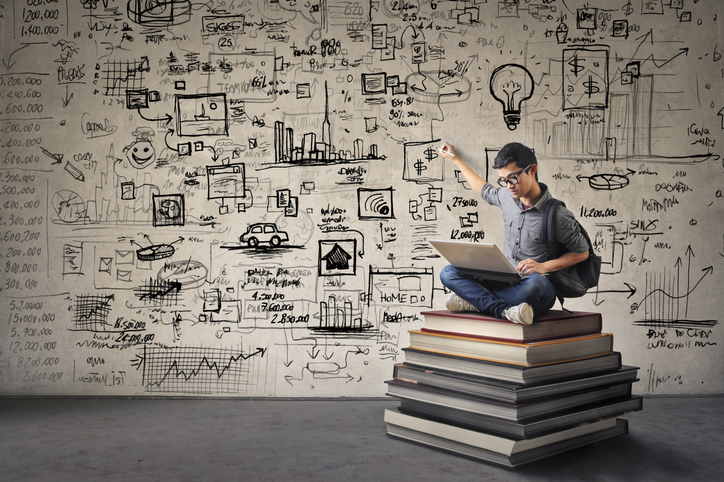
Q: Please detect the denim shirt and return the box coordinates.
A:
[480,182,589,265]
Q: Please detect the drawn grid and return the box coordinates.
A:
[73,294,114,331]
[103,59,148,97]
[142,345,259,394]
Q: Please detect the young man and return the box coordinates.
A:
[437,141,589,324]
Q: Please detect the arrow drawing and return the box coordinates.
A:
[62,85,74,107]
[2,43,46,70]
[137,106,172,125]
[631,245,716,328]
[591,282,637,306]
[40,146,64,164]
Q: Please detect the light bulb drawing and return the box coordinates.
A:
[489,64,535,131]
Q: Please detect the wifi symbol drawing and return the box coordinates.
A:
[366,193,390,215]
[358,188,395,220]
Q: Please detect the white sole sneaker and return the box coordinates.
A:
[445,293,478,312]
[503,302,534,324]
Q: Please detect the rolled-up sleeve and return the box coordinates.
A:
[554,207,590,254]
[481,183,502,207]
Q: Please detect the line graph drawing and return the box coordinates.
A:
[102,57,150,97]
[71,294,115,331]
[134,278,182,306]
[631,246,717,328]
[137,345,267,394]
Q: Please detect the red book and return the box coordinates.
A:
[420,309,602,343]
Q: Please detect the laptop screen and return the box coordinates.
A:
[428,240,520,276]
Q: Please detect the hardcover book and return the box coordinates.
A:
[397,395,643,439]
[386,418,629,469]
[420,309,602,343]
[385,378,634,423]
[392,363,639,404]
[384,408,620,456]
[408,330,613,367]
[401,348,623,385]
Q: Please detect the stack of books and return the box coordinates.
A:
[384,309,641,468]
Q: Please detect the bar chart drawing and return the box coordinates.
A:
[313,295,367,332]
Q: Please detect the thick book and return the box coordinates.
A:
[384,408,620,456]
[408,330,613,367]
[420,309,602,343]
[385,378,634,423]
[402,348,622,385]
[393,363,639,404]
[398,396,643,439]
[386,418,629,469]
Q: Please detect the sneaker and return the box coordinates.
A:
[445,293,478,312]
[503,303,534,325]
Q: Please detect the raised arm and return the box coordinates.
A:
[439,141,487,194]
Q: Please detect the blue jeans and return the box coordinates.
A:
[439,265,556,319]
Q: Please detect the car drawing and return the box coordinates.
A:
[240,223,289,247]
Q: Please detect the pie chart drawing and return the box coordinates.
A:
[405,71,472,104]
[579,173,630,190]
[52,190,87,223]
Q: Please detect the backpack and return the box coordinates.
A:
[542,199,602,306]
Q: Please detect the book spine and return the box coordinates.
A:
[420,327,604,344]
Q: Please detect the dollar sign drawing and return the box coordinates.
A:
[424,146,438,162]
[623,2,634,16]
[583,75,600,98]
[568,53,584,77]
[414,158,428,176]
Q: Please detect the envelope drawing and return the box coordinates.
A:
[136,258,152,270]
[99,257,113,274]
[116,250,134,265]
[116,270,133,282]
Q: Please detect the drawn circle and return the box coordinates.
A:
[587,173,630,190]
[406,71,472,104]
[160,199,181,219]
[52,190,85,223]
[218,36,236,52]
[127,140,156,169]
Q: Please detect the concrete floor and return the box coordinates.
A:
[1,397,722,481]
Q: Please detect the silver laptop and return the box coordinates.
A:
[429,240,524,284]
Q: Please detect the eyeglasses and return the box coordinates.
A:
[497,165,533,188]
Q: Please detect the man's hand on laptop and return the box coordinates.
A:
[517,259,546,275]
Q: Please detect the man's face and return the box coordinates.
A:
[496,162,537,200]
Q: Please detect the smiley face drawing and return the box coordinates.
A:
[123,127,156,169]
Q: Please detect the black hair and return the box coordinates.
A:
[493,142,538,180]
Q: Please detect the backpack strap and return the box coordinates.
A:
[542,198,564,260]
[541,199,567,310]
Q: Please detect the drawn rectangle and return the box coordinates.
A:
[368,267,434,307]
[371,24,387,49]
[207,163,246,200]
[361,73,387,95]
[176,93,228,136]
[153,194,185,227]
[202,15,245,36]
[403,140,444,183]
[358,187,394,220]
[562,47,609,110]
